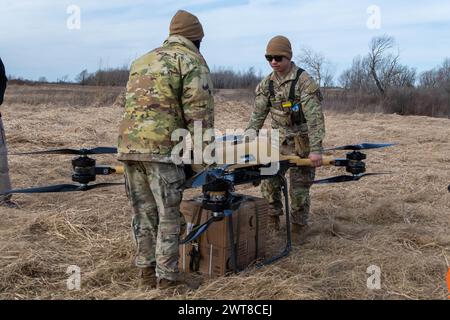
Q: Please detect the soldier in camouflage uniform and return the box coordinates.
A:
[117,10,214,289]
[246,36,325,241]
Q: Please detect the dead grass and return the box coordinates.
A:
[4,84,123,107]
[0,86,449,300]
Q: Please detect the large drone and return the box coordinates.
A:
[1,137,395,272]
[1,140,393,195]
[178,137,395,270]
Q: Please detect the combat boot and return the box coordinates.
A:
[157,277,179,290]
[157,275,202,291]
[291,223,309,244]
[138,267,157,289]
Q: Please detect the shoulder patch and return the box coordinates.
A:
[299,72,320,94]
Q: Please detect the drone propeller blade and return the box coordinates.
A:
[1,184,84,194]
[12,149,82,155]
[180,210,233,244]
[313,172,390,184]
[0,182,124,195]
[184,170,219,189]
[324,143,396,151]
[183,164,231,189]
[11,146,117,156]
[86,147,118,155]
[180,217,216,244]
[83,182,124,190]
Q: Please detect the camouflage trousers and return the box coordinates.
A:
[261,166,315,226]
[0,116,12,202]
[123,161,185,281]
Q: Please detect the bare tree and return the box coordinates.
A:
[437,58,450,118]
[367,35,398,95]
[210,67,261,89]
[57,75,70,83]
[364,35,417,94]
[296,47,334,88]
[339,56,373,91]
[419,69,438,88]
[390,65,416,88]
[322,72,335,88]
[76,69,89,85]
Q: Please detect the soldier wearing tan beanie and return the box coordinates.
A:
[119,9,214,291]
[266,35,293,60]
[169,10,204,42]
[246,35,326,241]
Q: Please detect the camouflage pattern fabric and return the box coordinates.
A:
[261,166,315,226]
[0,116,12,202]
[247,62,325,226]
[117,35,214,162]
[247,62,325,153]
[124,161,185,281]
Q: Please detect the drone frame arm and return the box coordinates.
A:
[95,166,125,175]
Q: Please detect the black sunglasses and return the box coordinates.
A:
[265,55,284,62]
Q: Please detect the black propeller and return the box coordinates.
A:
[180,210,233,244]
[11,147,118,156]
[180,217,217,244]
[183,164,231,189]
[0,182,124,195]
[324,143,396,151]
[312,173,390,184]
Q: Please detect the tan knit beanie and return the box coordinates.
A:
[169,10,204,41]
[266,36,292,60]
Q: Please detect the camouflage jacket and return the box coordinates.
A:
[246,62,325,153]
[117,35,214,162]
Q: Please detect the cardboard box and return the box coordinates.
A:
[179,240,250,277]
[179,195,269,276]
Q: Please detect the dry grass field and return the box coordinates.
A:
[0,85,449,300]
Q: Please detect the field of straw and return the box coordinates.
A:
[0,85,449,300]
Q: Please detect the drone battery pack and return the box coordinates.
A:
[179,195,269,277]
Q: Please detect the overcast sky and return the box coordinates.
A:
[1,0,449,82]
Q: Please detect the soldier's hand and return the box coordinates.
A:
[309,152,323,167]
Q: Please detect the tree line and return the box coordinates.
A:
[8,34,450,118]
[299,35,450,118]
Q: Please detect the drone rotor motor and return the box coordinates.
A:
[346,151,367,175]
[72,156,96,184]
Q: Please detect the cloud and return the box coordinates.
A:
[0,0,449,81]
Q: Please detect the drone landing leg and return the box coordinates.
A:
[256,173,292,268]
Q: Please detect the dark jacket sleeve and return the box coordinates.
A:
[0,58,7,105]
